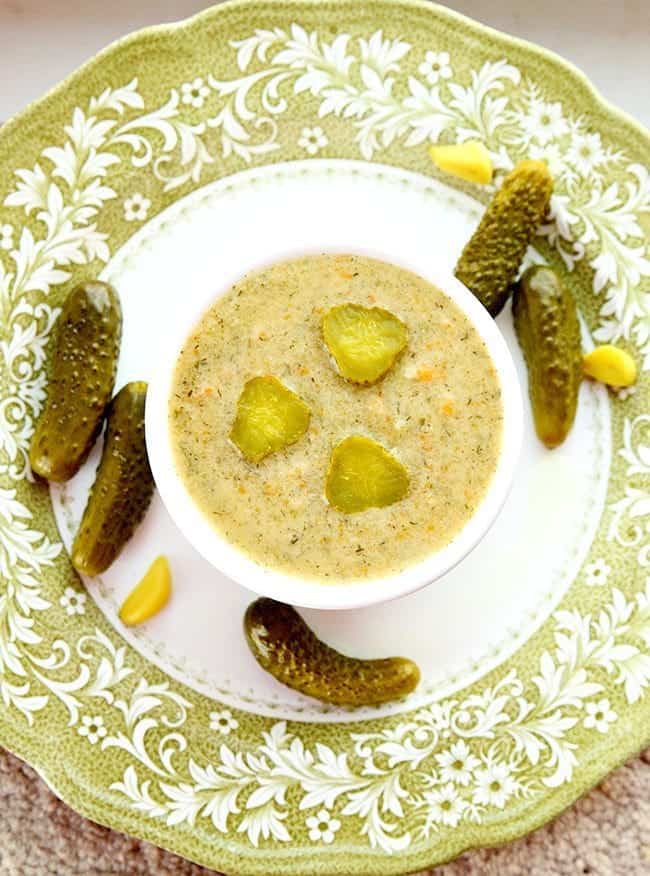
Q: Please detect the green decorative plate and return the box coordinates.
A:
[0,1,648,873]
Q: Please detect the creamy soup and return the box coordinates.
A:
[170,254,503,581]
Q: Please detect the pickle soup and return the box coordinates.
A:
[170,254,503,581]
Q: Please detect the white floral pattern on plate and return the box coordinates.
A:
[78,714,108,745]
[181,77,210,110]
[59,586,87,616]
[209,709,239,735]
[0,13,648,867]
[306,809,341,844]
[583,698,618,733]
[418,50,453,86]
[297,125,327,155]
[124,192,151,222]
[0,224,13,251]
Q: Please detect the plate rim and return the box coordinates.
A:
[0,1,648,874]
[3,0,649,151]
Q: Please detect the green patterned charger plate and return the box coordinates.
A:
[0,1,648,873]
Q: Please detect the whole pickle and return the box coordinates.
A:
[30,281,122,481]
[72,382,154,576]
[245,598,420,706]
[455,160,553,317]
[513,265,582,448]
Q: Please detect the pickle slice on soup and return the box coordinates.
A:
[322,303,407,384]
[326,435,409,513]
[230,376,310,463]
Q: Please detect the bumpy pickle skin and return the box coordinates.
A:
[29,281,122,482]
[326,435,409,513]
[513,266,582,449]
[72,382,154,576]
[322,303,408,384]
[230,376,311,463]
[244,598,421,706]
[455,160,554,317]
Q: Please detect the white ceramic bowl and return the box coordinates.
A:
[146,250,523,610]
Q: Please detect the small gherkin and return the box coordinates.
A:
[30,281,122,481]
[244,598,420,706]
[72,382,154,576]
[455,160,554,317]
[513,265,583,449]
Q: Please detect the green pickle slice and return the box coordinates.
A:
[230,376,310,463]
[322,303,407,384]
[326,435,409,513]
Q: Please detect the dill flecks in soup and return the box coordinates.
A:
[170,254,503,581]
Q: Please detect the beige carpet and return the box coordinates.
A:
[1,747,649,875]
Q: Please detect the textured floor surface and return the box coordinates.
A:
[1,747,649,875]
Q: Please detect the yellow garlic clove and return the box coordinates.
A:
[119,556,171,626]
[429,140,494,185]
[583,344,637,388]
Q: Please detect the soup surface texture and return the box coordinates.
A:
[170,254,503,581]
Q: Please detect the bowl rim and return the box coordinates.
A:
[145,246,524,610]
